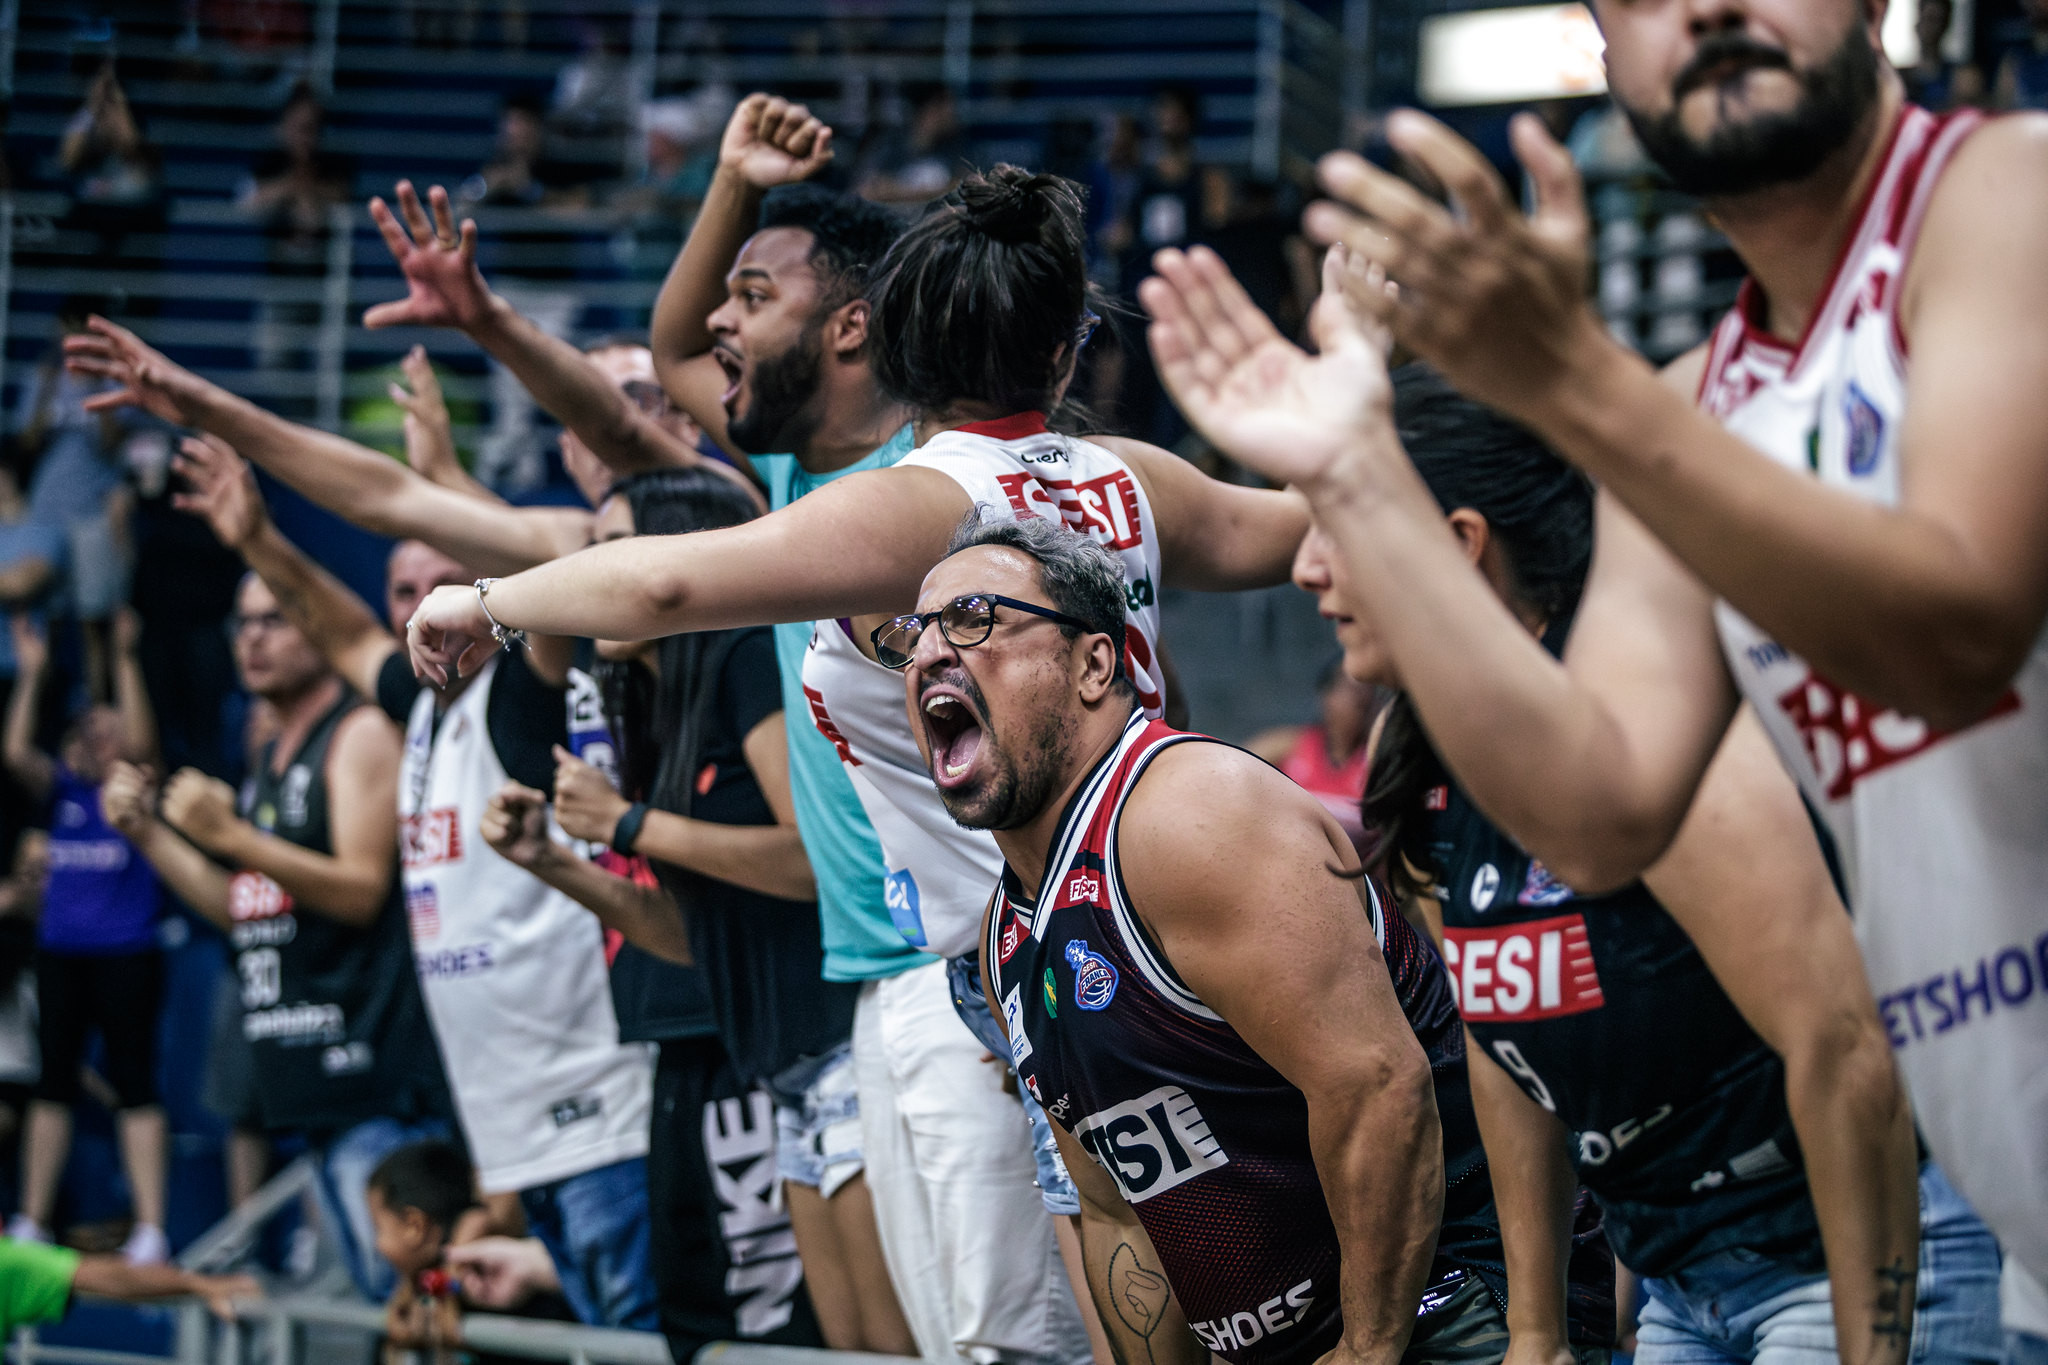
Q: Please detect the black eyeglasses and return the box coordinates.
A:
[871,594,1100,671]
[228,610,290,638]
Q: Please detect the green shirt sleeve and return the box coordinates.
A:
[0,1238,80,1331]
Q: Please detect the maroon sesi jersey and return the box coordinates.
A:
[986,714,1479,1365]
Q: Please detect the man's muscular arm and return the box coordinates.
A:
[1305,110,2048,727]
[1120,744,1443,1365]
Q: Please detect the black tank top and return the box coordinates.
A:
[1424,780,1822,1276]
[988,716,1515,1365]
[234,694,451,1134]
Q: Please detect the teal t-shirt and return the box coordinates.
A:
[0,1238,79,1331]
[754,427,932,982]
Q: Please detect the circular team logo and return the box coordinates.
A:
[1470,863,1501,913]
[1064,940,1120,1011]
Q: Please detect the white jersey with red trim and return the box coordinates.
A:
[1701,106,2048,1302]
[800,414,1166,959]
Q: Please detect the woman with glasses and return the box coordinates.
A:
[397,163,1309,1365]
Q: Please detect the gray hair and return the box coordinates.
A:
[946,510,1132,694]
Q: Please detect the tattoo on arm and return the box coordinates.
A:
[1108,1241,1173,1365]
[1872,1255,1915,1344]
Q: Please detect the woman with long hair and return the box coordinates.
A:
[478,465,911,1359]
[1291,360,1998,1365]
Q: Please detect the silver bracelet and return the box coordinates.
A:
[473,578,528,651]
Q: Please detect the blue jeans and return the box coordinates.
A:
[519,1156,659,1331]
[946,952,1081,1217]
[311,1115,451,1301]
[1636,1163,2002,1365]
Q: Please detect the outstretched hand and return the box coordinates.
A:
[1302,109,1602,420]
[719,93,835,190]
[390,345,462,480]
[1140,243,1399,495]
[363,181,494,332]
[62,317,222,428]
[171,434,268,551]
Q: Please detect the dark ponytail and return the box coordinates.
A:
[1362,366,1595,901]
[865,164,1092,419]
[593,467,762,815]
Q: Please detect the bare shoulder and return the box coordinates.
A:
[330,703,402,767]
[1118,738,1341,895]
[1909,112,2048,283]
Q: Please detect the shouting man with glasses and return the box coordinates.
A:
[907,515,1614,1365]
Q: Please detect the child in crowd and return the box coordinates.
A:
[369,1140,474,1364]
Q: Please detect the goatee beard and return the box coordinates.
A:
[1623,23,1881,199]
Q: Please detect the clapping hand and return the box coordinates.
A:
[1302,109,1602,422]
[1141,242,1401,497]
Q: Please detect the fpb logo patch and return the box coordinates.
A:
[1065,940,1119,1010]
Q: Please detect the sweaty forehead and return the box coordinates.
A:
[918,545,1045,610]
[731,227,822,292]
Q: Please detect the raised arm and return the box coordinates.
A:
[650,94,835,449]
[364,181,704,483]
[1642,708,1920,1365]
[1304,110,2048,728]
[171,434,397,701]
[108,607,158,767]
[64,319,587,576]
[389,345,499,502]
[157,710,402,928]
[1123,745,1442,1365]
[479,780,694,964]
[4,616,55,800]
[1145,244,1736,891]
[405,462,971,684]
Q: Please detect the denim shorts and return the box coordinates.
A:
[1636,1161,2001,1365]
[946,952,1082,1218]
[768,1042,863,1199]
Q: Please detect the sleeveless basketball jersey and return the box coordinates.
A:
[1699,106,2048,1298]
[233,694,448,1133]
[1426,781,1819,1278]
[400,657,653,1193]
[800,413,1166,959]
[986,714,1498,1365]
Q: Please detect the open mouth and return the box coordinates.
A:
[919,682,987,791]
[712,345,745,407]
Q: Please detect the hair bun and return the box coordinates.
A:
[957,165,1075,244]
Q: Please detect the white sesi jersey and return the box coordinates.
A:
[401,661,653,1194]
[1702,106,2048,1318]
[800,414,1167,959]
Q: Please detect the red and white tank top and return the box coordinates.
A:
[800,414,1166,960]
[1700,106,2048,1307]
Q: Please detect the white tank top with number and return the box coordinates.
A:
[1701,107,2048,1316]
[800,414,1166,959]
[401,660,653,1193]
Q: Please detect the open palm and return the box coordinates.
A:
[170,434,266,551]
[1141,245,1394,492]
[363,180,492,331]
[62,317,218,429]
